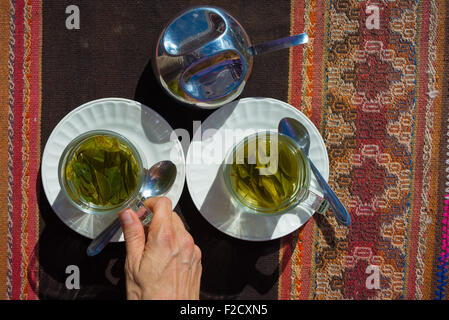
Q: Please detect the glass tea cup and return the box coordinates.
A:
[223,131,328,216]
[58,130,148,216]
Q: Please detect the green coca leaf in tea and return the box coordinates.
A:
[230,134,305,212]
[65,135,139,207]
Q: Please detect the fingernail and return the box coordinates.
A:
[120,210,134,225]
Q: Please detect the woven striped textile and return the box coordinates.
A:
[0,0,448,300]
[0,0,41,300]
[279,0,449,300]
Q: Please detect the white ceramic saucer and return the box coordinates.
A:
[186,97,329,241]
[41,98,185,241]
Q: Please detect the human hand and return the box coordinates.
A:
[119,196,202,300]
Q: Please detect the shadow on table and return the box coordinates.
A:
[313,211,337,248]
[196,169,293,299]
[135,59,291,299]
[134,58,214,141]
[29,58,295,300]
[30,167,127,300]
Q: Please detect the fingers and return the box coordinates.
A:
[140,196,202,299]
[144,197,177,252]
[119,208,145,271]
[144,197,173,230]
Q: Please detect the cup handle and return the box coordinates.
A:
[298,189,329,215]
[130,198,154,226]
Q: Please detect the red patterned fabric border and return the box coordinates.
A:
[0,0,447,300]
[281,0,448,300]
[3,0,41,300]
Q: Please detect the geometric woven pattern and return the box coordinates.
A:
[279,0,449,300]
[1,0,448,300]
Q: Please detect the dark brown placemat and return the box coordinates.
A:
[38,0,291,299]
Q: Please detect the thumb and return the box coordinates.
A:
[119,209,145,268]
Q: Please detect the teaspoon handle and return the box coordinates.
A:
[308,159,351,226]
[248,33,309,56]
[86,218,122,256]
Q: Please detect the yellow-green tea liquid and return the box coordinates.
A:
[230,134,308,213]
